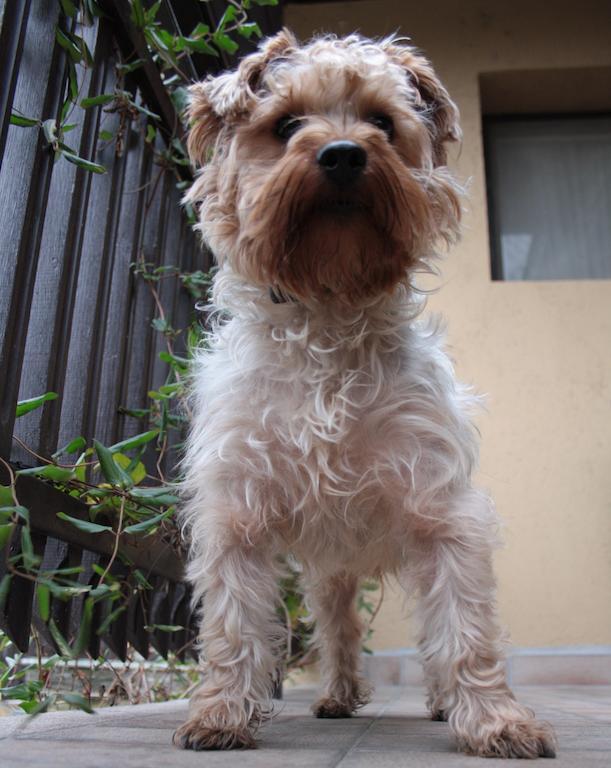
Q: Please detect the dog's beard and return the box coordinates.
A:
[233,139,458,305]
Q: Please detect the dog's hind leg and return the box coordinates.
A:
[307,572,372,718]
[173,538,282,750]
[410,488,556,758]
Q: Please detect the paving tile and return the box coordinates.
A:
[1,685,610,767]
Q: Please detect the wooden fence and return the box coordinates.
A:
[0,0,283,661]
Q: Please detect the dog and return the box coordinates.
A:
[173,30,556,758]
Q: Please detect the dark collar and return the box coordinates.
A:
[269,286,293,304]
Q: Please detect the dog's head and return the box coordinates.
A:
[186,30,462,306]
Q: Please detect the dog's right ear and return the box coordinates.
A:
[187,29,298,166]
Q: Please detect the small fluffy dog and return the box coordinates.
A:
[173,30,556,758]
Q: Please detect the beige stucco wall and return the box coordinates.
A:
[285,0,611,649]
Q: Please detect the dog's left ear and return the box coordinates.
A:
[187,28,298,166]
[383,41,461,166]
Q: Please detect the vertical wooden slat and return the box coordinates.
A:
[121,137,166,444]
[149,577,172,658]
[94,119,148,446]
[102,560,129,661]
[56,45,128,448]
[0,0,32,172]
[0,526,46,652]
[13,19,102,461]
[0,0,65,458]
[127,582,151,659]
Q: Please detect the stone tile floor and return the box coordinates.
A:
[0,685,609,767]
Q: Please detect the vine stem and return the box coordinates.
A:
[97,497,125,586]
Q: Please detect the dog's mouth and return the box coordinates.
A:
[312,197,368,217]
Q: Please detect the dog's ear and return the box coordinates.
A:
[187,28,298,166]
[383,41,461,166]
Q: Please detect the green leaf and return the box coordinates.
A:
[128,486,179,506]
[60,0,78,17]
[145,624,183,633]
[52,436,86,459]
[20,526,41,570]
[73,597,93,655]
[130,0,146,27]
[151,317,170,333]
[0,505,28,523]
[158,383,180,397]
[0,680,43,700]
[177,36,218,57]
[48,618,72,657]
[113,453,146,484]
[16,391,58,417]
[145,124,156,143]
[17,465,76,482]
[123,508,173,534]
[97,604,126,635]
[61,149,106,174]
[37,577,88,601]
[56,512,113,534]
[55,28,82,62]
[129,101,160,121]
[10,113,39,127]
[88,582,115,599]
[145,0,162,24]
[118,407,150,419]
[0,486,14,506]
[171,86,191,114]
[109,429,159,453]
[60,692,94,713]
[212,32,239,55]
[159,350,189,370]
[67,59,78,102]
[80,93,115,108]
[37,584,50,622]
[116,57,145,75]
[0,524,13,550]
[0,575,11,616]
[252,0,279,5]
[217,5,237,30]
[78,35,94,67]
[237,23,262,40]
[21,695,54,715]
[99,129,114,141]
[132,568,152,589]
[93,440,133,488]
[191,22,210,37]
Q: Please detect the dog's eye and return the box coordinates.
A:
[368,114,394,140]
[275,116,304,141]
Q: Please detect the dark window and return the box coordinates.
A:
[484,114,611,281]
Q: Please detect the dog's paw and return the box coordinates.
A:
[173,719,256,751]
[312,696,355,718]
[460,718,556,759]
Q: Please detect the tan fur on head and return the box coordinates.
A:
[186,32,462,306]
[186,29,298,165]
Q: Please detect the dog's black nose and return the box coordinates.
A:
[317,141,367,185]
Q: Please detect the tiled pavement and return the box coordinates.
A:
[0,686,609,767]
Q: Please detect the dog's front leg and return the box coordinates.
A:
[307,572,371,718]
[173,538,281,750]
[412,489,556,758]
